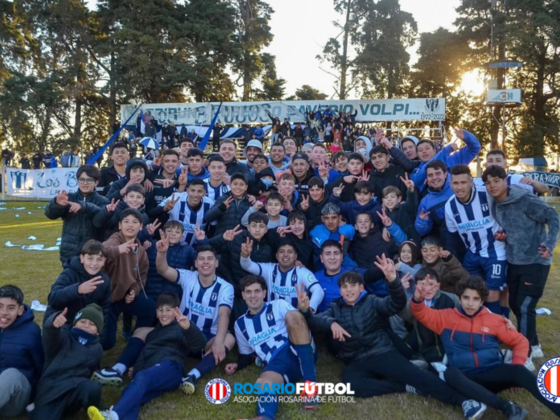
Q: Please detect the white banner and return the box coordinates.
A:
[6,167,78,198]
[121,98,446,126]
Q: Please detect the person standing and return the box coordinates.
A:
[20,153,30,169]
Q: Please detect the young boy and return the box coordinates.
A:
[185,148,210,180]
[421,237,469,295]
[93,184,150,240]
[45,240,111,343]
[412,276,560,418]
[157,179,215,246]
[298,176,328,230]
[276,173,300,214]
[87,293,207,420]
[106,158,151,202]
[32,304,104,420]
[399,268,459,364]
[382,178,421,245]
[241,192,287,228]
[45,164,109,265]
[330,180,382,226]
[302,262,486,419]
[225,275,318,419]
[0,285,43,417]
[204,155,231,201]
[325,153,366,202]
[144,221,196,302]
[332,151,349,175]
[98,142,129,196]
[102,209,156,350]
[205,173,252,236]
[368,145,408,198]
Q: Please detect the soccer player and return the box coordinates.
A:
[445,165,507,316]
[225,275,318,420]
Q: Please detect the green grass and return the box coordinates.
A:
[1,201,559,420]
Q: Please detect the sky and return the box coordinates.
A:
[266,0,462,98]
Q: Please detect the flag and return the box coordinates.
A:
[140,111,146,135]
[198,102,222,151]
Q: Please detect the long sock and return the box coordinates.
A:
[189,347,229,379]
[115,337,145,370]
[501,307,511,319]
[293,343,317,383]
[257,393,278,419]
[485,300,501,315]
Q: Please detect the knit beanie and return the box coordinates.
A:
[74,303,104,333]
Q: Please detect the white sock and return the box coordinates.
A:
[112,363,126,375]
[188,368,201,380]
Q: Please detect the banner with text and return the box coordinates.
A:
[121,98,446,126]
[521,172,560,188]
[6,167,78,198]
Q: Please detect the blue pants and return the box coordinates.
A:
[104,293,156,350]
[114,361,182,420]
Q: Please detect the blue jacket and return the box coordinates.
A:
[0,305,44,388]
[187,166,211,181]
[145,241,196,300]
[254,128,264,140]
[314,266,365,313]
[310,224,356,269]
[329,196,382,226]
[415,175,454,238]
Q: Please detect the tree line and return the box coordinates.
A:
[1,0,559,161]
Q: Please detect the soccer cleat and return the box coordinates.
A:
[524,358,535,372]
[87,406,113,420]
[507,402,528,420]
[531,344,544,359]
[92,368,123,386]
[462,400,487,419]
[301,380,319,410]
[181,374,197,395]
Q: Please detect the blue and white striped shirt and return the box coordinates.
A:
[160,192,214,245]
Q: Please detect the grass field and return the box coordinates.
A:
[1,200,559,420]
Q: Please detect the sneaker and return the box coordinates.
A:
[301,380,319,410]
[87,406,114,420]
[524,358,535,372]
[507,402,528,420]
[410,357,429,371]
[462,400,487,419]
[92,368,123,386]
[531,344,544,359]
[181,374,197,395]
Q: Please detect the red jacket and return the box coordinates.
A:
[410,299,528,374]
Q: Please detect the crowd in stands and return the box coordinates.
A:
[2,115,560,420]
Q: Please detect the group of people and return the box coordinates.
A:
[1,126,559,420]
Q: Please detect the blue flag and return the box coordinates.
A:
[198,102,223,151]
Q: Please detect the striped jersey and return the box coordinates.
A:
[234,300,293,363]
[240,258,324,311]
[176,269,234,335]
[203,179,231,202]
[474,174,534,192]
[445,187,506,260]
[160,192,214,245]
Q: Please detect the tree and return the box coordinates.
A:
[289,85,328,101]
[231,0,274,100]
[254,53,286,100]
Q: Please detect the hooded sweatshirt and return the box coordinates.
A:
[491,186,560,265]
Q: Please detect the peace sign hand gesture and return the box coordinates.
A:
[146,218,161,236]
[163,194,180,212]
[300,195,310,211]
[173,307,191,330]
[295,283,310,313]
[106,198,120,212]
[241,237,253,258]
[376,207,392,227]
[400,173,415,192]
[333,184,345,198]
[194,225,206,241]
[223,224,243,242]
[223,196,234,210]
[156,229,170,253]
[358,170,370,182]
[418,208,430,220]
[374,253,397,282]
[56,190,69,207]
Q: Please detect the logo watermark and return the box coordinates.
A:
[537,357,560,404]
[205,378,232,405]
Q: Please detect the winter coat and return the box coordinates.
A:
[305,280,407,363]
[98,165,125,196]
[45,190,109,264]
[226,158,253,182]
[410,300,528,374]
[369,164,408,199]
[299,194,329,230]
[145,241,196,300]
[103,232,149,302]
[93,200,150,240]
[0,305,43,388]
[349,230,399,271]
[325,175,358,202]
[45,256,111,342]
[386,188,421,245]
[329,196,382,226]
[414,175,454,238]
[491,186,560,265]
[204,193,253,237]
[34,312,103,405]
[134,321,206,376]
[423,255,469,295]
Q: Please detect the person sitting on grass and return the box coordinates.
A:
[225,275,318,420]
[0,285,43,418]
[31,304,104,420]
[102,209,155,350]
[87,293,207,420]
[45,164,109,265]
[45,240,111,343]
[411,276,560,418]
[240,238,325,313]
[301,260,487,420]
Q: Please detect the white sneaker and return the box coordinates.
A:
[531,344,544,359]
[524,358,535,372]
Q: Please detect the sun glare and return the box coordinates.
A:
[460,70,486,96]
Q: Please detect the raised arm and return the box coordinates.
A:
[155,230,179,282]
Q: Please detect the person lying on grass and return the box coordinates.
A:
[87,292,207,420]
[411,275,560,418]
